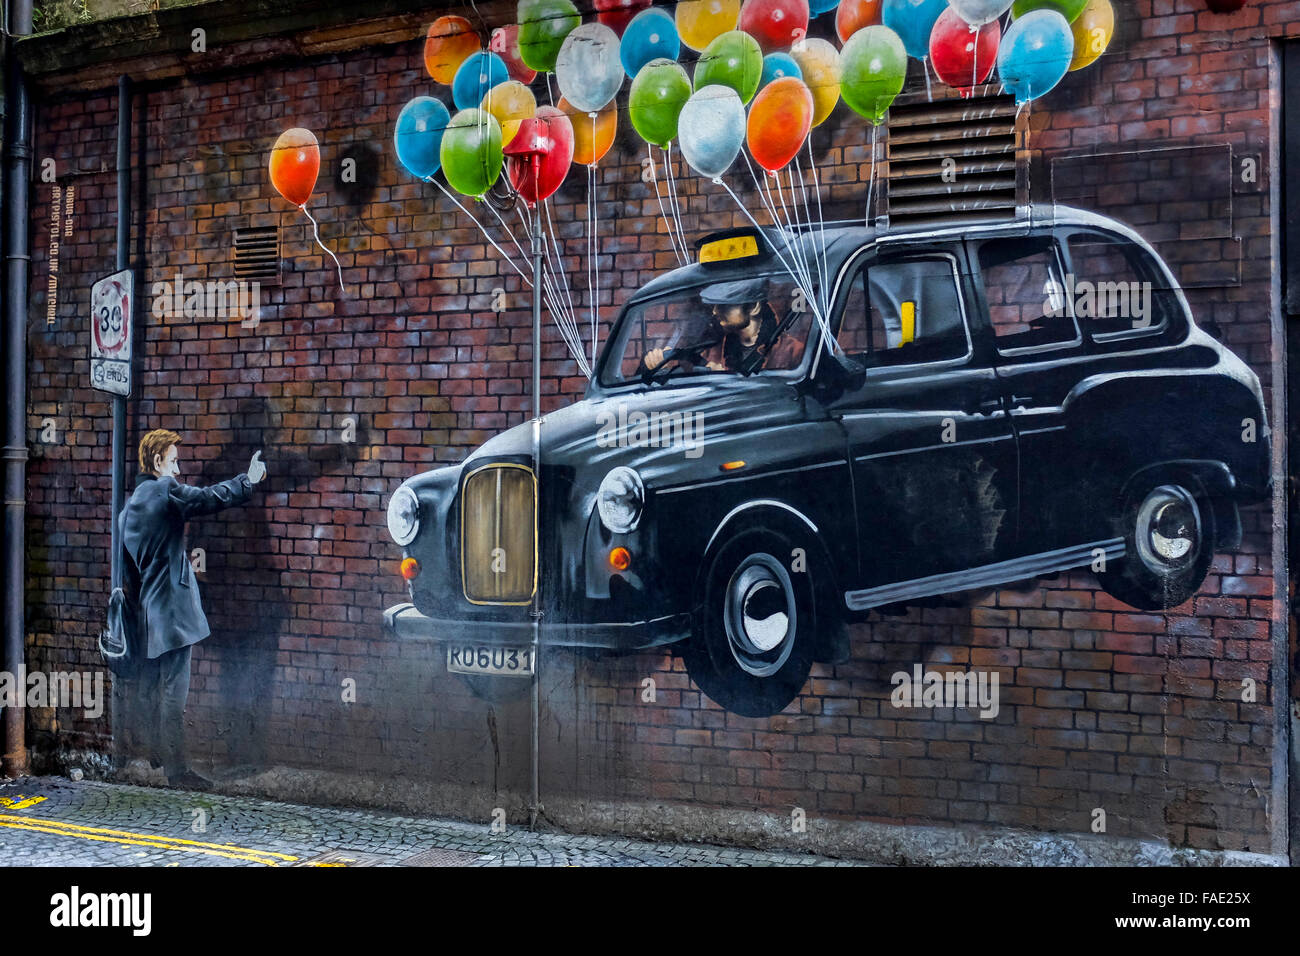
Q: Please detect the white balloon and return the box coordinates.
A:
[556,23,624,114]
[678,85,746,180]
[949,0,1014,27]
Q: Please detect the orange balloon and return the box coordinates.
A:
[269,128,319,207]
[558,96,618,167]
[424,16,481,85]
[746,77,813,173]
[836,0,883,43]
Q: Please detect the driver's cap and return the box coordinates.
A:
[700,277,769,305]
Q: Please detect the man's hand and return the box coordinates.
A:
[705,360,726,371]
[247,450,266,485]
[644,347,665,371]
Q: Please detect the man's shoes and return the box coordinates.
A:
[165,769,213,791]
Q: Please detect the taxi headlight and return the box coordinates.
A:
[597,467,644,534]
[386,486,420,546]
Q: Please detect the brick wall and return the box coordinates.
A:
[21,0,1291,851]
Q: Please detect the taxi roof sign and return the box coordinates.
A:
[696,228,764,265]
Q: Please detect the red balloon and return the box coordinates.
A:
[489,24,537,84]
[738,0,811,53]
[506,106,575,204]
[269,128,320,207]
[929,7,999,95]
[595,0,652,36]
[836,0,882,43]
[747,77,814,172]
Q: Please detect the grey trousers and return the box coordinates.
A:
[111,644,193,778]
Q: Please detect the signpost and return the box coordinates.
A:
[90,269,132,397]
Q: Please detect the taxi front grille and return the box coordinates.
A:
[460,463,537,605]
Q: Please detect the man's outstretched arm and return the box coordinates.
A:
[165,451,265,519]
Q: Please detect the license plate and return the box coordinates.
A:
[447,644,535,677]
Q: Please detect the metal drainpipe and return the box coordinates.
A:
[528,164,542,831]
[2,0,34,779]
[111,75,131,592]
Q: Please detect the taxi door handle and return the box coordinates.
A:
[968,397,1003,415]
[1010,394,1034,408]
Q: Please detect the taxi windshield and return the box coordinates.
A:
[599,275,815,387]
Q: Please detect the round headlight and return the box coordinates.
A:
[386,486,420,546]
[597,467,644,534]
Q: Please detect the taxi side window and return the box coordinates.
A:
[978,236,1080,353]
[1064,231,1176,339]
[836,257,969,368]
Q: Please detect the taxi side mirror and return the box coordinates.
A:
[808,348,865,403]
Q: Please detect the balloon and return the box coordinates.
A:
[269,128,319,206]
[506,105,575,204]
[746,76,814,172]
[998,8,1073,103]
[694,30,764,104]
[394,97,452,180]
[480,80,536,148]
[739,0,811,53]
[949,0,1013,27]
[440,108,504,197]
[629,58,692,147]
[452,51,509,111]
[425,17,480,86]
[791,38,840,126]
[810,0,841,13]
[929,7,999,93]
[679,85,747,179]
[518,0,581,73]
[559,96,619,165]
[677,0,741,52]
[556,22,624,113]
[836,0,882,41]
[882,0,947,59]
[839,25,906,123]
[761,52,803,87]
[596,0,652,35]
[1010,0,1088,22]
[1068,0,1113,71]
[489,25,537,83]
[621,8,680,78]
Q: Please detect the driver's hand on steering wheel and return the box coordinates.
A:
[705,360,726,371]
[644,347,666,371]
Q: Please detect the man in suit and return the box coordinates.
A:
[114,428,265,790]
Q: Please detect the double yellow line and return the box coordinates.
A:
[0,812,299,866]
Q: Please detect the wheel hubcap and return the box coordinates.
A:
[723,554,797,677]
[1134,485,1200,576]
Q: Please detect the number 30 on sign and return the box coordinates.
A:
[90,269,132,396]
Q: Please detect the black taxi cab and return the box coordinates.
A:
[384,206,1271,717]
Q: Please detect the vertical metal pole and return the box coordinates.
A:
[111,76,131,591]
[2,0,34,778]
[528,184,542,830]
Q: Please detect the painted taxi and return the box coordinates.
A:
[384,206,1271,717]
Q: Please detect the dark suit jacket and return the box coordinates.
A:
[119,471,253,659]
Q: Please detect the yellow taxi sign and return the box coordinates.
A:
[699,234,760,265]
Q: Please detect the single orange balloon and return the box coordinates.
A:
[424,16,481,85]
[836,0,883,43]
[747,77,813,173]
[269,127,320,207]
[558,96,618,167]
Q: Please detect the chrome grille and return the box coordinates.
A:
[460,464,537,605]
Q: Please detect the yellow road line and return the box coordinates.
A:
[0,813,298,865]
[0,795,46,810]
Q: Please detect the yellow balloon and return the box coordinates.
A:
[1069,0,1113,72]
[480,80,536,147]
[676,0,741,53]
[791,38,841,127]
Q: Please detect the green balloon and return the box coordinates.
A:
[440,109,504,198]
[518,0,581,73]
[694,30,764,105]
[630,59,692,148]
[1010,0,1088,22]
[839,26,906,126]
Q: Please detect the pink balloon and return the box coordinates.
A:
[489,24,537,84]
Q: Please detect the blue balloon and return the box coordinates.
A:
[882,0,948,60]
[452,51,509,111]
[394,96,451,180]
[621,8,680,79]
[809,0,841,14]
[997,9,1073,104]
[760,52,803,88]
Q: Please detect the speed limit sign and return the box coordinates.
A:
[90,269,132,396]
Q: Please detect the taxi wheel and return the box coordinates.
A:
[1099,480,1215,611]
[682,529,815,718]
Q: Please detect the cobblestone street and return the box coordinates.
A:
[0,777,864,867]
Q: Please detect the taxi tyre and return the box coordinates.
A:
[682,527,816,718]
[1100,475,1215,611]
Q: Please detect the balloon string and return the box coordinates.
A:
[923,55,933,103]
[804,140,831,318]
[429,177,532,285]
[299,203,347,297]
[794,152,829,318]
[544,197,582,349]
[774,169,822,327]
[516,203,584,376]
[649,142,687,266]
[588,155,601,371]
[865,123,878,228]
[664,143,689,259]
[542,199,591,377]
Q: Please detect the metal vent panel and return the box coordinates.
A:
[461,463,537,605]
[233,226,279,281]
